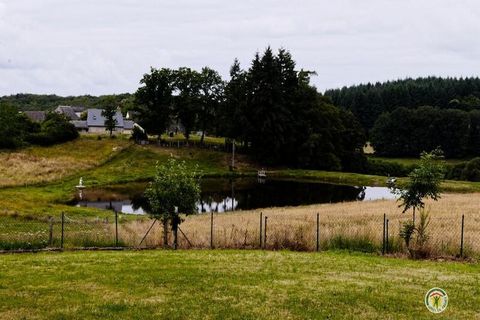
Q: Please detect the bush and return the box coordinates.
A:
[461,158,480,181]
[365,158,415,177]
[27,113,78,146]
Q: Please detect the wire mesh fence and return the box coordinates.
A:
[0,210,477,259]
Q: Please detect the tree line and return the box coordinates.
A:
[0,93,134,112]
[370,106,480,158]
[325,77,480,132]
[134,47,366,171]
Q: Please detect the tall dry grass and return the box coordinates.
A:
[117,193,480,257]
[0,139,129,187]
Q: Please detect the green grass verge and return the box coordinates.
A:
[0,250,478,319]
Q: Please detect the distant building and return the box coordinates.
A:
[23,111,46,123]
[55,106,83,120]
[71,108,136,134]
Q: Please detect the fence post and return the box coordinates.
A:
[61,212,65,249]
[382,214,386,255]
[210,211,214,249]
[264,216,268,249]
[316,213,320,252]
[460,214,465,257]
[386,218,390,253]
[259,212,263,249]
[48,216,54,246]
[115,210,118,247]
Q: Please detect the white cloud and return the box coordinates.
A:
[0,0,479,95]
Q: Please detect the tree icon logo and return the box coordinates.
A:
[425,288,448,313]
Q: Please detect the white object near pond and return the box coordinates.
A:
[257,169,267,178]
[76,177,86,200]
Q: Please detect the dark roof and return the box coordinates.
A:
[24,111,46,123]
[87,108,124,127]
[55,106,79,120]
[71,120,87,129]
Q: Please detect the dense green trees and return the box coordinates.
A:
[134,68,175,139]
[325,77,480,132]
[370,107,474,158]
[219,48,366,170]
[0,104,78,149]
[0,93,134,112]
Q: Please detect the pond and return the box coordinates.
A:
[70,178,396,214]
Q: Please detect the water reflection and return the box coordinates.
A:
[71,178,396,215]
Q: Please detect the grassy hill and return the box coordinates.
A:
[0,250,478,319]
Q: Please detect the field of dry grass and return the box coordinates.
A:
[0,138,131,187]
[114,193,480,257]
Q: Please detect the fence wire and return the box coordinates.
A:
[0,211,477,259]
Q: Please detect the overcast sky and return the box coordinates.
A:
[0,0,479,96]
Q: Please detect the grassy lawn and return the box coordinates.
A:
[0,250,478,319]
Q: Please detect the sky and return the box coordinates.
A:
[0,0,479,96]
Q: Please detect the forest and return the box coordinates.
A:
[325,77,480,132]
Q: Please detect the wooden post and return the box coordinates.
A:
[460,214,465,257]
[264,216,268,249]
[115,210,118,247]
[259,212,263,249]
[210,211,214,249]
[382,213,386,255]
[61,212,65,249]
[316,213,320,252]
[386,218,390,253]
[48,216,53,246]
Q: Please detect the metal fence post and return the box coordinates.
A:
[115,210,118,247]
[210,211,214,249]
[316,213,320,252]
[460,214,465,257]
[264,216,268,249]
[386,218,390,253]
[259,212,263,249]
[61,212,65,249]
[382,213,386,255]
[48,216,53,246]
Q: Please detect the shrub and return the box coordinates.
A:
[461,158,480,181]
[365,158,414,177]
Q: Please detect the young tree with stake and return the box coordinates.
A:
[144,158,201,249]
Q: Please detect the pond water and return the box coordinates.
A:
[70,178,396,214]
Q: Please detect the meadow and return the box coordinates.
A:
[0,250,478,319]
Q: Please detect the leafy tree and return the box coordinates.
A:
[144,158,201,249]
[173,68,201,141]
[135,68,175,139]
[101,98,118,137]
[0,103,32,148]
[29,113,79,146]
[198,67,224,143]
[390,149,446,215]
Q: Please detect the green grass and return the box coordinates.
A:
[368,155,467,166]
[0,250,478,319]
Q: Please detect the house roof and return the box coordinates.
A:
[55,106,79,120]
[24,111,46,123]
[71,120,88,129]
[87,109,124,127]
